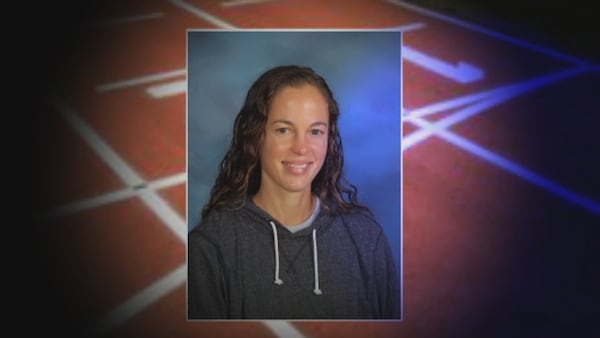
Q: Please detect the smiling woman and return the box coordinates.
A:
[255,84,330,225]
[186,30,402,320]
[187,65,400,320]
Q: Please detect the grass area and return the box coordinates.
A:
[405,0,600,63]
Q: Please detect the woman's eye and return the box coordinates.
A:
[311,129,324,135]
[275,128,289,134]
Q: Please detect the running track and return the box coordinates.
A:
[32,1,600,338]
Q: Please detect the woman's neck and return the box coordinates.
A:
[253,189,315,226]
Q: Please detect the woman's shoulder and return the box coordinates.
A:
[343,206,380,225]
[189,205,244,240]
[328,205,383,236]
[326,206,386,252]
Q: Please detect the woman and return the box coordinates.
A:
[188,65,400,319]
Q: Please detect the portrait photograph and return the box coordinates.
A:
[187,29,402,320]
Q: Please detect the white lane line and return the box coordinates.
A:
[386,0,590,66]
[402,67,589,151]
[403,45,484,83]
[146,80,187,98]
[147,172,187,190]
[403,89,493,118]
[52,98,187,242]
[43,187,136,218]
[91,12,165,27]
[410,116,600,215]
[88,265,186,337]
[263,321,307,338]
[221,0,272,7]
[138,189,187,241]
[406,66,589,120]
[54,99,146,187]
[404,94,524,151]
[42,172,187,219]
[168,0,237,29]
[96,69,186,92]
[385,22,426,32]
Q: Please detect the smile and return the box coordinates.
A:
[286,163,308,169]
[282,161,312,170]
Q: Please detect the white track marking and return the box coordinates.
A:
[168,0,237,29]
[404,94,514,151]
[221,0,272,7]
[43,187,136,218]
[404,90,494,118]
[42,172,186,219]
[402,64,600,215]
[91,12,165,27]
[54,99,189,336]
[402,67,589,151]
[137,189,187,241]
[384,22,426,32]
[52,98,187,242]
[96,69,186,92]
[146,80,187,98]
[403,93,517,151]
[55,99,146,186]
[406,67,590,120]
[88,265,186,337]
[147,172,187,190]
[403,45,484,83]
[263,321,307,338]
[386,0,590,66]
[409,116,600,215]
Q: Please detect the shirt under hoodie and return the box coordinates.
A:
[187,197,401,319]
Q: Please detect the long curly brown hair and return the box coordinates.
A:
[201,65,366,219]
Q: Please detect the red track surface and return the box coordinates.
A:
[33,1,600,338]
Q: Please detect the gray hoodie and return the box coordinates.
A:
[187,197,400,319]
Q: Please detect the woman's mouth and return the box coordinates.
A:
[282,161,311,174]
[286,163,308,169]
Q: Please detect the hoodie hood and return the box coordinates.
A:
[240,196,335,236]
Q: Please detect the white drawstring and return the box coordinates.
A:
[312,228,322,295]
[269,221,284,285]
[269,221,322,295]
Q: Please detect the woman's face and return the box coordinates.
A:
[258,84,329,196]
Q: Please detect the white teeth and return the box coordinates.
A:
[286,163,307,169]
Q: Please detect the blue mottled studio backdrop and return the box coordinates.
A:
[187,30,402,283]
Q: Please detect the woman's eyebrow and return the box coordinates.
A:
[310,121,328,128]
[271,120,294,126]
[270,120,328,127]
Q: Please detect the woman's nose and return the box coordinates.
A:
[292,134,307,154]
